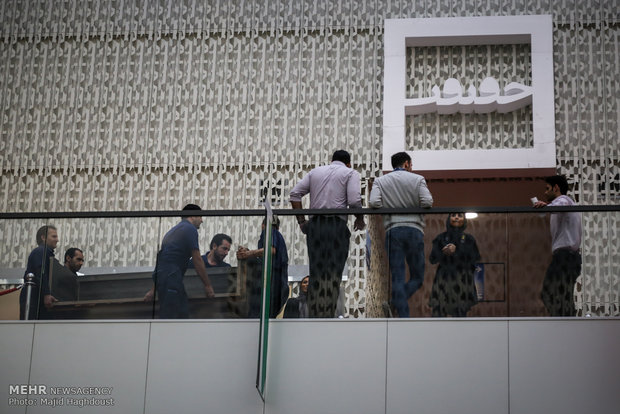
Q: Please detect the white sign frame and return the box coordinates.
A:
[383,15,556,176]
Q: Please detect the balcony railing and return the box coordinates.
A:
[0,205,617,320]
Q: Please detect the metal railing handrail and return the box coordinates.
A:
[0,204,618,220]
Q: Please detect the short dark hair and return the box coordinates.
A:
[35,225,57,246]
[210,233,232,250]
[65,247,83,263]
[391,152,411,169]
[183,204,201,211]
[332,150,351,165]
[545,175,569,195]
[182,204,202,220]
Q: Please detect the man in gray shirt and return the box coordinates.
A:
[290,150,365,318]
[533,175,582,316]
[369,152,433,317]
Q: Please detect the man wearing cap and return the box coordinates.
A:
[147,204,215,318]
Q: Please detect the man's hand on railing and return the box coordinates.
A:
[44,294,58,308]
[143,288,154,302]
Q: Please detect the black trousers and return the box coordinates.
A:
[306,216,350,318]
[19,284,53,320]
[541,249,582,316]
[155,268,189,319]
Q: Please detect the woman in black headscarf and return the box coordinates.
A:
[283,275,309,318]
[429,213,481,317]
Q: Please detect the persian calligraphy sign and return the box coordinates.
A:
[407,77,533,115]
[383,15,555,176]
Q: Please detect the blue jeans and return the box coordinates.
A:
[385,227,425,317]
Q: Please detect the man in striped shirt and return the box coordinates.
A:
[290,150,365,318]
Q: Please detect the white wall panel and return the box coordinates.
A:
[0,323,34,414]
[509,319,620,414]
[145,320,263,414]
[266,320,388,414]
[386,319,509,414]
[1,320,619,413]
[27,322,150,414]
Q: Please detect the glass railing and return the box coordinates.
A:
[0,206,617,320]
[365,206,619,318]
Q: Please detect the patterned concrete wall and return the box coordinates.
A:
[0,0,617,316]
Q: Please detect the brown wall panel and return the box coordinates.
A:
[369,177,557,317]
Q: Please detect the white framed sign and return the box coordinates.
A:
[383,15,556,176]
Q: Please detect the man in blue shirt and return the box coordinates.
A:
[150,204,215,318]
[20,225,60,319]
[190,233,233,269]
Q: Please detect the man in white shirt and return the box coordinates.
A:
[290,150,365,318]
[369,152,433,317]
[534,175,582,316]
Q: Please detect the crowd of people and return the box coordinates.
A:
[18,150,582,320]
